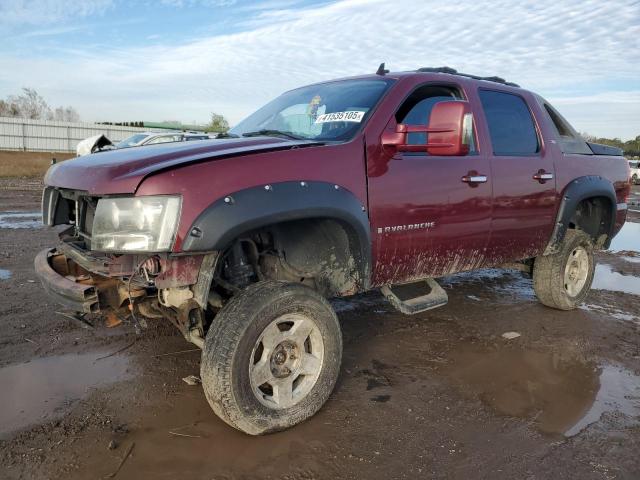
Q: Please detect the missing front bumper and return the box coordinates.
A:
[34,248,100,313]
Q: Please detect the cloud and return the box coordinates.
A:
[549,92,640,106]
[238,0,306,11]
[158,0,236,6]
[0,0,638,138]
[0,0,113,27]
[548,92,640,138]
[18,24,87,38]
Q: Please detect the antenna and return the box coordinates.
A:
[376,63,389,76]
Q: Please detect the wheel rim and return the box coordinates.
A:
[563,246,590,297]
[249,313,324,409]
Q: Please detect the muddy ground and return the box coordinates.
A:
[0,177,639,480]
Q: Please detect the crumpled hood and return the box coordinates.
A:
[45,137,321,195]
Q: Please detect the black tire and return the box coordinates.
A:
[200,280,342,435]
[533,230,595,310]
[633,174,639,185]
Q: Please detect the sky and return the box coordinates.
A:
[0,0,638,139]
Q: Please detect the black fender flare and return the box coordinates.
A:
[182,181,371,287]
[544,175,617,255]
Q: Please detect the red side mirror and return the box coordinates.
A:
[426,101,472,156]
[381,101,473,156]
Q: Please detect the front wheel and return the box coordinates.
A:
[633,174,639,185]
[201,280,342,435]
[533,230,595,310]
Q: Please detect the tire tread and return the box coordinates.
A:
[533,230,595,310]
[200,280,341,435]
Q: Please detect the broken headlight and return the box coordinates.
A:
[91,196,181,252]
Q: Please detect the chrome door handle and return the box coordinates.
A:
[462,175,488,184]
[533,170,554,183]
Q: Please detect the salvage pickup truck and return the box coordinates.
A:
[36,66,630,435]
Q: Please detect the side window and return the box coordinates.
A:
[479,90,539,156]
[540,100,592,155]
[544,104,574,137]
[395,85,476,153]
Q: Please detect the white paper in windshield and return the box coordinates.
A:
[314,111,365,124]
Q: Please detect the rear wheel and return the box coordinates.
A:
[200,280,342,435]
[533,230,595,310]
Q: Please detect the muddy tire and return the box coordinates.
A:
[200,280,342,435]
[533,230,595,310]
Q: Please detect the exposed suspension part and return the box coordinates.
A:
[222,240,259,289]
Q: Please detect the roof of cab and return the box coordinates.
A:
[281,66,529,98]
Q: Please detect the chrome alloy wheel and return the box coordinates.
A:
[564,246,590,297]
[249,313,324,409]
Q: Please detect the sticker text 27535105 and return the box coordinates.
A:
[314,111,365,124]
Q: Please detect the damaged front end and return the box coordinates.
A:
[36,187,217,348]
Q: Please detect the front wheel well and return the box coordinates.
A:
[213,218,368,301]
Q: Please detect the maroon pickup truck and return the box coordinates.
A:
[36,66,630,435]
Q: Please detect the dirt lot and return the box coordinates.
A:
[0,178,638,480]
[0,151,75,178]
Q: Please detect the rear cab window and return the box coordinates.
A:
[478,89,539,156]
[537,97,592,155]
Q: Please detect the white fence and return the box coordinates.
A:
[0,117,169,153]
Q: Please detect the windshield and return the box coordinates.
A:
[116,133,151,148]
[229,79,394,142]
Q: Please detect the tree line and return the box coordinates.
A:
[206,113,229,133]
[0,88,80,122]
[97,114,229,133]
[98,121,145,127]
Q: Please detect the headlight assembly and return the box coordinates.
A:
[92,196,181,252]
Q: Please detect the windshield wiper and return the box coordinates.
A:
[242,129,304,140]
[215,132,240,138]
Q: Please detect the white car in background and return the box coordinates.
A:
[116,131,211,148]
[630,160,640,185]
[76,131,213,156]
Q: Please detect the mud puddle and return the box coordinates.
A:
[0,269,11,280]
[442,268,535,303]
[592,264,640,296]
[621,254,640,264]
[0,351,133,439]
[609,221,640,252]
[70,387,332,479]
[566,365,640,436]
[580,303,638,323]
[331,291,388,313]
[0,211,41,229]
[445,347,640,437]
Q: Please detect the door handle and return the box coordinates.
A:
[461,174,488,184]
[533,170,554,183]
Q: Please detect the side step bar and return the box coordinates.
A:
[381,278,448,315]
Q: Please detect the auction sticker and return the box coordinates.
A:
[315,111,365,124]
